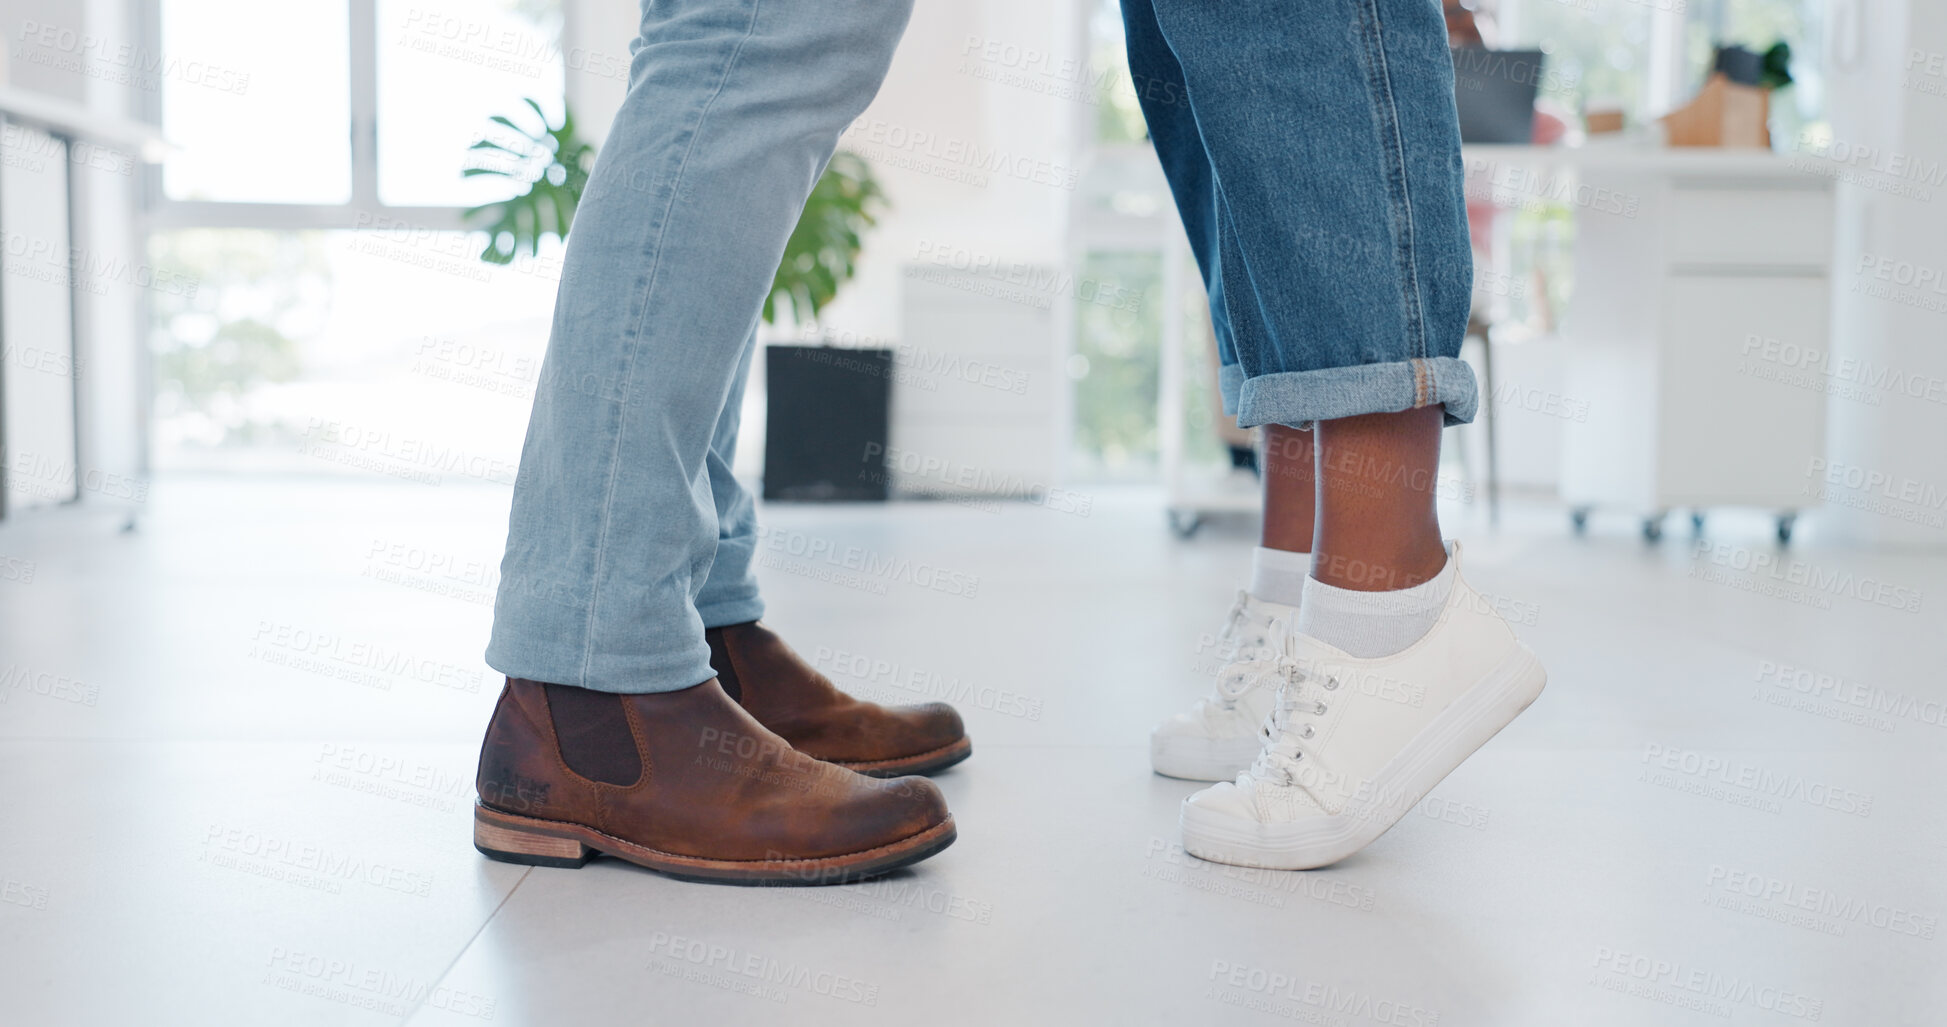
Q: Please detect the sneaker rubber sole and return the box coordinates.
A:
[1150,733,1261,782]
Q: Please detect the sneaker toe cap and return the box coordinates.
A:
[1151,709,1204,739]
[1155,702,1253,740]
[1183,779,1257,820]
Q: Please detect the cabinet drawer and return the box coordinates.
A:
[1664,186,1833,268]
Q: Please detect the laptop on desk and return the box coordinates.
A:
[1451,47,1543,144]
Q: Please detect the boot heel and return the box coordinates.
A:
[473,806,595,868]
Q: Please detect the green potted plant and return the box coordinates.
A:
[464,99,885,325]
[1662,42,1793,148]
[462,98,593,266]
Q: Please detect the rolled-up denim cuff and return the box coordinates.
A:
[1235,355,1478,429]
[1218,361,1245,417]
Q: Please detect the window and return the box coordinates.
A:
[1069,251,1162,479]
[149,228,561,473]
[375,0,566,207]
[159,0,352,203]
[1683,0,1826,145]
[147,1,568,469]
[1498,0,1659,123]
[1090,0,1146,146]
[1494,0,1825,137]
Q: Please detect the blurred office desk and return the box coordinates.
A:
[1461,144,1835,542]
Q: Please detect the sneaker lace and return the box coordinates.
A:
[1206,596,1280,710]
[1211,644,1283,708]
[1248,660,1339,786]
[1215,590,1251,643]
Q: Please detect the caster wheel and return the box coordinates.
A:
[1570,509,1589,535]
[1168,510,1204,539]
[1777,513,1796,545]
[1642,516,1664,543]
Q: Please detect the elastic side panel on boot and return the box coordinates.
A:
[705,630,742,702]
[542,684,643,786]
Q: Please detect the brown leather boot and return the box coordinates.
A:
[471,677,954,884]
[706,621,972,777]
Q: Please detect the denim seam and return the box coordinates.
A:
[1355,0,1429,366]
[580,2,764,687]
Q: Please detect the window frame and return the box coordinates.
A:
[137,0,569,232]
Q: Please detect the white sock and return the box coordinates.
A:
[1297,543,1456,658]
[1249,546,1311,608]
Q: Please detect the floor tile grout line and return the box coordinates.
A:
[400,866,532,1026]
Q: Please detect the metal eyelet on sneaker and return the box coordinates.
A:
[1300,724,1314,739]
[1315,702,1328,715]
[1323,676,1340,691]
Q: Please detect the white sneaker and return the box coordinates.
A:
[1150,590,1297,781]
[1180,543,1545,869]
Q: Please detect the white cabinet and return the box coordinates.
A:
[1654,275,1828,505]
[891,263,1063,499]
[1559,163,1834,541]
[0,120,80,515]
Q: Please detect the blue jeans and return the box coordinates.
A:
[486,0,913,693]
[1121,0,1478,427]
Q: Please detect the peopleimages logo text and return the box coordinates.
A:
[1690,540,1924,613]
[1640,744,1874,817]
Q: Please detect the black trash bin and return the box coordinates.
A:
[761,345,893,502]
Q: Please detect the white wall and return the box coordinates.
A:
[567,0,1082,338]
[1821,0,1947,549]
[566,0,1087,486]
[77,0,148,505]
[829,3,1082,494]
[812,2,1081,340]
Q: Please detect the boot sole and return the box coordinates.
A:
[473,804,957,885]
[835,736,973,778]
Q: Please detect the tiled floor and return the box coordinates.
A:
[1,477,1940,1025]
